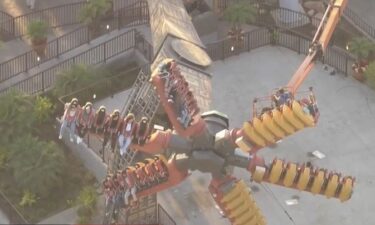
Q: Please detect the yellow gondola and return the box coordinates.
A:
[283,163,297,187]
[272,109,295,134]
[281,105,305,130]
[262,113,285,139]
[339,177,353,202]
[269,159,284,183]
[291,100,315,127]
[325,174,339,198]
[242,122,266,147]
[297,167,311,190]
[253,117,276,143]
[311,170,326,194]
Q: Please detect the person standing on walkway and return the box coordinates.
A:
[103,109,121,152]
[59,98,80,142]
[118,113,137,158]
[26,0,36,10]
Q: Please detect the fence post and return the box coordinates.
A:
[56,37,60,57]
[104,43,107,63]
[247,32,250,52]
[345,55,348,77]
[42,72,45,92]
[222,41,225,60]
[25,54,28,72]
[298,36,301,54]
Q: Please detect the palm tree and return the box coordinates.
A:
[54,64,94,98]
[223,1,257,31]
[348,37,375,63]
[80,0,112,37]
[8,135,66,198]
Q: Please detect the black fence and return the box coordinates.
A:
[0,28,154,96]
[206,28,356,76]
[0,1,149,83]
[216,0,375,41]
[0,0,148,39]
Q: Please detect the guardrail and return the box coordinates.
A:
[0,0,148,39]
[206,27,356,76]
[0,1,149,83]
[0,29,139,95]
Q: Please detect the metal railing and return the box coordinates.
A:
[206,27,356,76]
[0,1,149,83]
[0,29,140,95]
[216,0,375,41]
[0,0,148,39]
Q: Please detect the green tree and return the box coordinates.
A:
[348,37,375,62]
[0,147,7,170]
[0,91,35,143]
[33,96,54,124]
[223,0,257,30]
[8,135,66,198]
[80,0,111,25]
[365,62,375,89]
[76,186,97,224]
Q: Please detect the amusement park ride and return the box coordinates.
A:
[103,0,354,224]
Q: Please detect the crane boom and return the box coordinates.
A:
[287,0,348,95]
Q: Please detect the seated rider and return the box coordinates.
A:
[93,106,108,134]
[133,117,151,146]
[118,113,137,158]
[59,98,80,142]
[153,156,167,178]
[76,102,95,144]
[103,110,121,152]
[124,168,138,209]
[273,88,291,107]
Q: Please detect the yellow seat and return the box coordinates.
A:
[325,174,339,198]
[262,113,285,139]
[235,136,253,153]
[291,100,315,127]
[282,105,305,130]
[253,117,276,144]
[243,122,266,147]
[339,177,353,202]
[269,159,284,183]
[252,166,266,183]
[234,210,257,225]
[272,109,295,134]
[311,170,326,194]
[283,163,297,187]
[225,197,244,211]
[228,199,251,219]
[297,167,311,190]
[221,181,247,203]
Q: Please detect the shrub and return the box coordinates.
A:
[348,37,375,62]
[80,0,111,25]
[365,62,375,89]
[19,190,38,207]
[224,1,257,29]
[27,21,48,41]
[33,96,54,124]
[7,135,66,198]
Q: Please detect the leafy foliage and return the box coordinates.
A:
[80,0,111,25]
[348,37,375,61]
[19,190,38,207]
[0,91,36,143]
[365,62,375,89]
[7,135,66,198]
[27,20,48,41]
[223,1,257,29]
[77,186,97,209]
[0,147,7,170]
[33,96,54,124]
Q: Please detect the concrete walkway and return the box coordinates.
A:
[0,210,9,224]
[38,207,78,224]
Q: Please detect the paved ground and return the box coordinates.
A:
[0,210,9,224]
[91,45,375,225]
[347,0,375,28]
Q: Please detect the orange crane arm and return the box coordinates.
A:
[287,0,348,95]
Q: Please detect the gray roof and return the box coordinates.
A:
[147,0,205,55]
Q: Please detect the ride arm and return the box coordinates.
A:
[287,0,348,95]
[226,153,354,202]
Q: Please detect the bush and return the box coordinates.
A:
[0,90,36,143]
[27,20,48,41]
[365,62,375,89]
[223,1,257,29]
[19,190,38,207]
[7,135,66,198]
[77,186,97,210]
[348,37,375,61]
[80,0,111,25]
[33,96,54,124]
[0,147,7,170]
